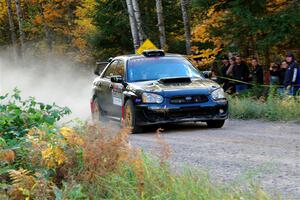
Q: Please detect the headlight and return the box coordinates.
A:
[142,93,164,103]
[211,88,225,100]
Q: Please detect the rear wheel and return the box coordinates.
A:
[124,100,143,133]
[206,120,225,128]
[91,97,105,122]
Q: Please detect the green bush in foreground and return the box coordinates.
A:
[0,89,71,140]
[228,93,300,122]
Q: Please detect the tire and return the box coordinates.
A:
[124,100,143,133]
[206,120,225,128]
[91,97,105,122]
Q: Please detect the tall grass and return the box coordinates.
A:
[82,156,273,200]
[228,92,300,122]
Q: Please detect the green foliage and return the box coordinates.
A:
[193,0,300,62]
[228,93,300,121]
[53,182,88,200]
[91,0,133,58]
[82,156,272,200]
[90,0,186,59]
[0,88,71,140]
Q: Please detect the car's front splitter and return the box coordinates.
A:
[135,101,228,126]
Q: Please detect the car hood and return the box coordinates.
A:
[127,78,220,97]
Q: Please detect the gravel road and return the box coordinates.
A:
[129,120,300,199]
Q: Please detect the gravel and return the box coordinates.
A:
[129,120,300,199]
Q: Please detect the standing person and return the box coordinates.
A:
[283,52,298,95]
[220,56,230,92]
[210,62,220,83]
[278,60,288,94]
[250,58,264,85]
[279,61,288,85]
[269,62,280,85]
[226,57,235,77]
[211,61,219,77]
[226,57,237,93]
[232,55,250,93]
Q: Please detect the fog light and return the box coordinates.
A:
[219,109,225,114]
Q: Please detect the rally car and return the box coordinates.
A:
[91,50,228,133]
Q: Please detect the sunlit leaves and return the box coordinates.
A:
[192,0,300,65]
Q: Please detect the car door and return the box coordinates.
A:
[110,59,125,119]
[97,60,119,114]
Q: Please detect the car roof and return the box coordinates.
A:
[113,53,185,61]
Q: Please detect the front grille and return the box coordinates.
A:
[167,107,216,119]
[143,107,218,122]
[170,95,208,104]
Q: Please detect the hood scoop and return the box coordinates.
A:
[158,77,191,84]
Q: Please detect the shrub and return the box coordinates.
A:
[228,93,300,122]
[0,89,71,141]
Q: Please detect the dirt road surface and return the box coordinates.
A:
[129,120,300,199]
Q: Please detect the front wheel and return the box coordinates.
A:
[124,100,143,133]
[206,120,225,128]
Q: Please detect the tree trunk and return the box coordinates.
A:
[14,0,25,56]
[39,4,52,51]
[5,0,17,57]
[180,0,191,55]
[155,0,166,49]
[44,24,53,51]
[132,0,144,45]
[126,0,140,51]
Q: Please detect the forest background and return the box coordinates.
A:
[0,0,300,68]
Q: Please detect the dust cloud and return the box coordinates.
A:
[0,51,96,122]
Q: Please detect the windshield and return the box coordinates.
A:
[127,56,203,82]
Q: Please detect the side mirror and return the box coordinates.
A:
[202,71,212,79]
[107,57,113,62]
[111,75,123,83]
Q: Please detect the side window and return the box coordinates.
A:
[116,60,125,77]
[103,60,118,78]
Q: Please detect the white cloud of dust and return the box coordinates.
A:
[0,51,95,122]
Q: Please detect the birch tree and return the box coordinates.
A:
[155,0,166,49]
[126,0,140,51]
[180,0,191,55]
[14,0,25,55]
[5,0,17,57]
[132,0,144,44]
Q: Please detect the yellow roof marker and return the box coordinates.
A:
[136,39,158,55]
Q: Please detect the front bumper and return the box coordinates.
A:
[135,100,228,126]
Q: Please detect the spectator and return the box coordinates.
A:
[210,61,220,83]
[250,58,264,85]
[279,61,288,85]
[211,61,219,77]
[226,57,235,77]
[269,62,280,85]
[283,52,298,95]
[220,56,230,91]
[232,55,250,93]
[277,60,288,94]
